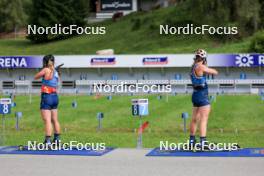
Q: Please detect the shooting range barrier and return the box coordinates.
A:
[71,89,79,108]
[209,95,217,103]
[157,95,162,100]
[72,101,77,108]
[260,90,264,101]
[97,112,104,131]
[11,102,16,107]
[146,148,264,157]
[15,112,23,130]
[181,112,189,133]
[0,146,115,156]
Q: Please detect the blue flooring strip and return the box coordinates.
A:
[0,146,115,156]
[146,148,264,157]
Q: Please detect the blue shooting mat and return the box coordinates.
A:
[0,146,115,156]
[146,148,264,157]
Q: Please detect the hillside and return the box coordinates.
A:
[0,7,252,55]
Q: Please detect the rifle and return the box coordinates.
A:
[55,63,64,76]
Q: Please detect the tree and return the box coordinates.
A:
[172,0,261,37]
[259,0,264,29]
[27,0,90,43]
[228,0,260,35]
[0,0,26,33]
[237,0,260,35]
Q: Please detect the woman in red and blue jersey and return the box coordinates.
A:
[189,49,218,149]
[34,55,61,145]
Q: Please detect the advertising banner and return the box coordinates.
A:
[101,0,133,11]
[0,54,263,68]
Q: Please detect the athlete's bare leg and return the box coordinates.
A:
[198,105,211,137]
[41,110,52,136]
[51,109,60,134]
[190,107,200,136]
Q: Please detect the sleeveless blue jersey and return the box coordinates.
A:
[42,70,59,88]
[190,64,207,88]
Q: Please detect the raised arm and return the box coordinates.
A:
[201,65,218,75]
[34,68,46,80]
[34,68,53,80]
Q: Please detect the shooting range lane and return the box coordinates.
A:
[147,148,264,157]
[0,148,263,176]
[0,146,114,156]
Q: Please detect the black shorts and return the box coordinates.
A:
[192,88,210,107]
[40,93,59,110]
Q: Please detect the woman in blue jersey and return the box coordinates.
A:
[34,55,61,145]
[189,49,218,149]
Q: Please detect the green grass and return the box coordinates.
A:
[1,94,264,148]
[0,7,252,55]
